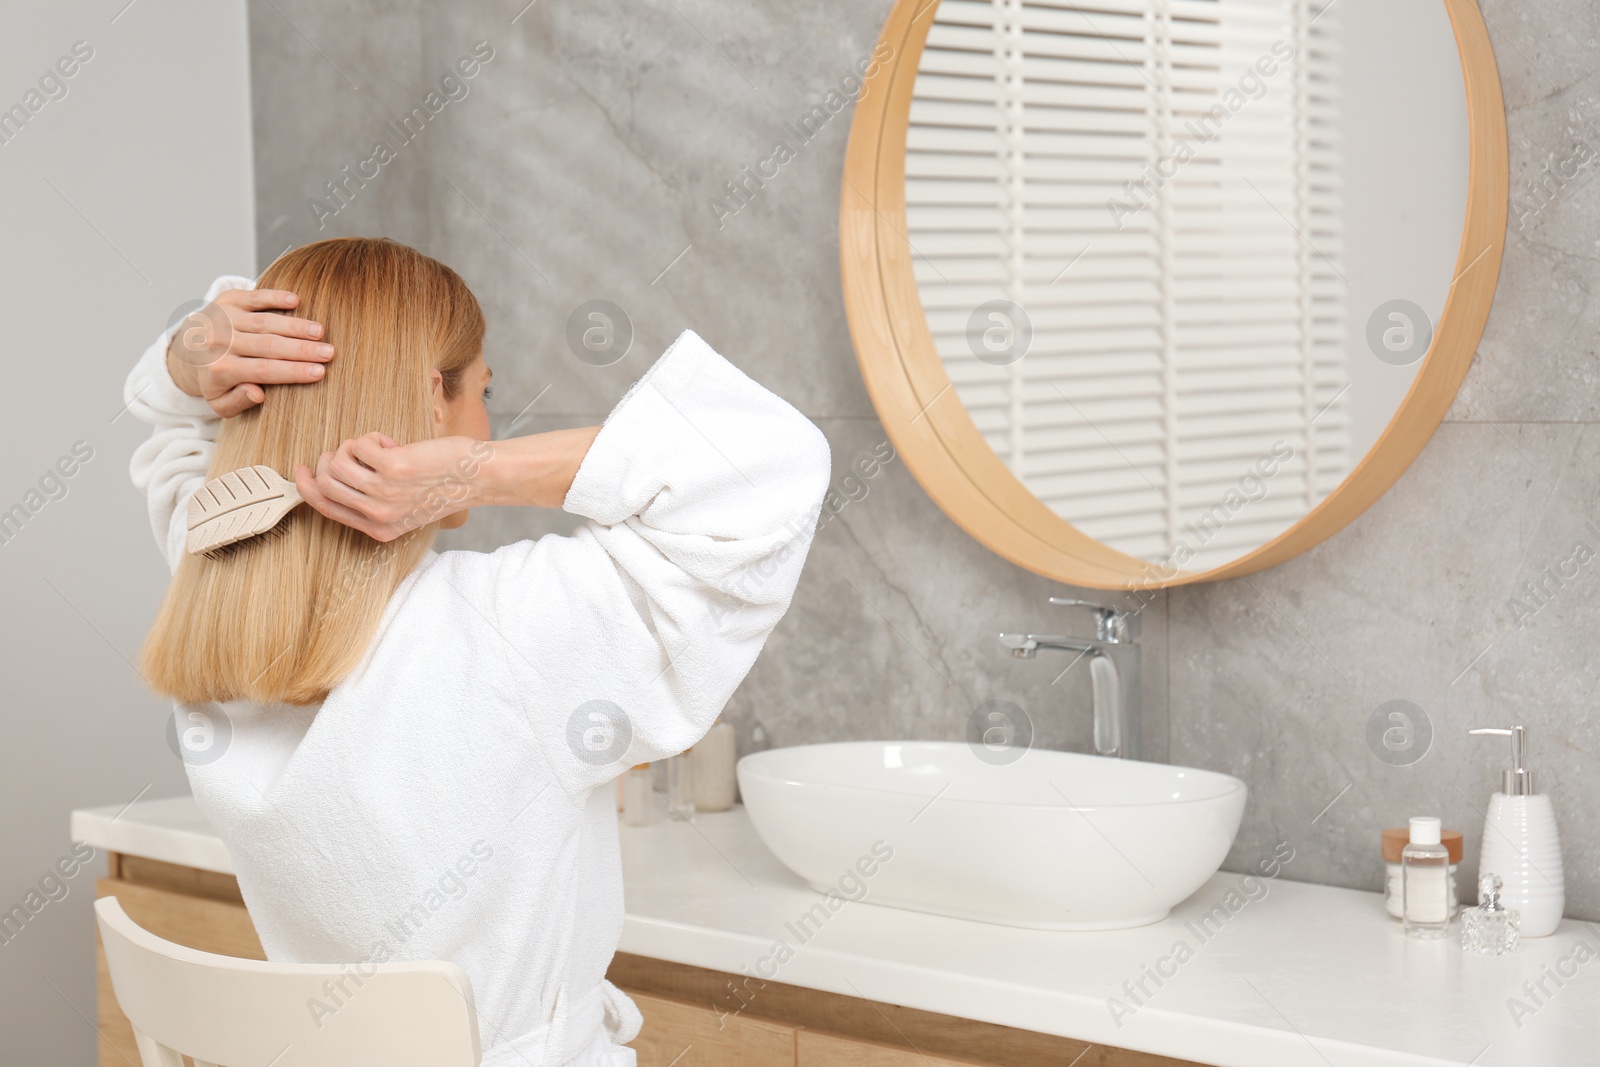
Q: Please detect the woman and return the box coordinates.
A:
[128,237,830,1065]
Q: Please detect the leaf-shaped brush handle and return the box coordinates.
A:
[186,465,304,555]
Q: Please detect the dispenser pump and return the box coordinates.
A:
[1469,725,1534,796]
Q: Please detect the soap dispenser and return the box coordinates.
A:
[1469,726,1564,937]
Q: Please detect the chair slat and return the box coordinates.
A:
[97,896,481,1067]
[132,1030,185,1067]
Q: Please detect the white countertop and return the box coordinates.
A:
[74,796,1599,1067]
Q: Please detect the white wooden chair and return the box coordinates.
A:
[95,895,481,1067]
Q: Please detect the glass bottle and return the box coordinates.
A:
[666,749,696,820]
[1402,816,1452,939]
[622,763,653,827]
[1382,826,1461,920]
[1461,873,1520,955]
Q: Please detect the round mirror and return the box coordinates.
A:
[841,0,1506,590]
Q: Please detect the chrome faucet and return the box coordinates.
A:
[998,597,1142,759]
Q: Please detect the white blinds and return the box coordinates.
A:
[906,0,1348,572]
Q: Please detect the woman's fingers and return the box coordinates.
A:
[219,289,323,346]
[201,357,320,413]
[326,442,380,492]
[228,328,333,363]
[209,383,265,418]
[311,452,375,512]
[295,465,391,541]
[307,457,386,528]
[193,287,331,409]
[186,288,330,417]
[227,288,302,312]
[239,310,325,341]
[293,439,458,543]
[219,355,326,388]
[347,433,397,470]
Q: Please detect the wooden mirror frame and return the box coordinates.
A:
[840,0,1508,591]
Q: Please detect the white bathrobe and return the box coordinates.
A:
[126,275,830,1066]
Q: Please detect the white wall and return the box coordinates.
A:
[0,2,253,1062]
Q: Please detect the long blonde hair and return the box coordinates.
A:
[142,237,485,706]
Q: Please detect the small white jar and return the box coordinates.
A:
[1382,826,1462,920]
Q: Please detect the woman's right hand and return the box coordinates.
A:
[166,287,334,417]
[294,433,490,542]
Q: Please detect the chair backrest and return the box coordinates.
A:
[95,895,481,1067]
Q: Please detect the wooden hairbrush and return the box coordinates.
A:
[186,466,303,556]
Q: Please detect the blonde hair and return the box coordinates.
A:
[141,237,485,706]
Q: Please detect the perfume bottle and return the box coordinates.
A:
[1402,816,1452,939]
[1461,873,1520,955]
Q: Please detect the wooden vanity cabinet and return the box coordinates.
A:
[93,853,1204,1067]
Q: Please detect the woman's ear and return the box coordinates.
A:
[429,368,447,433]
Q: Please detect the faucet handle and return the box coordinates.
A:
[1049,597,1122,610]
[1048,596,1140,643]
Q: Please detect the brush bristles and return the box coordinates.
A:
[200,511,297,562]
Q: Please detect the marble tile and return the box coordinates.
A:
[1450,44,1600,424]
[407,0,895,423]
[1475,0,1600,115]
[248,0,436,262]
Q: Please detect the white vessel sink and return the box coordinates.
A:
[737,741,1246,931]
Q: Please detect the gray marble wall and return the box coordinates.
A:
[248,0,1595,919]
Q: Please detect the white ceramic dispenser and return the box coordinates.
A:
[1469,726,1564,937]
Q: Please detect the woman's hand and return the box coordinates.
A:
[297,426,599,542]
[167,288,333,417]
[294,433,492,542]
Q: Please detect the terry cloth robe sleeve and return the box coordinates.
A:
[125,274,257,572]
[476,328,830,800]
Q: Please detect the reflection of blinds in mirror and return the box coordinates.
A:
[906,0,1348,572]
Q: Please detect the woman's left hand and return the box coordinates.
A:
[295,433,491,542]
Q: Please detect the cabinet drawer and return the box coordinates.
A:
[96,876,263,958]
